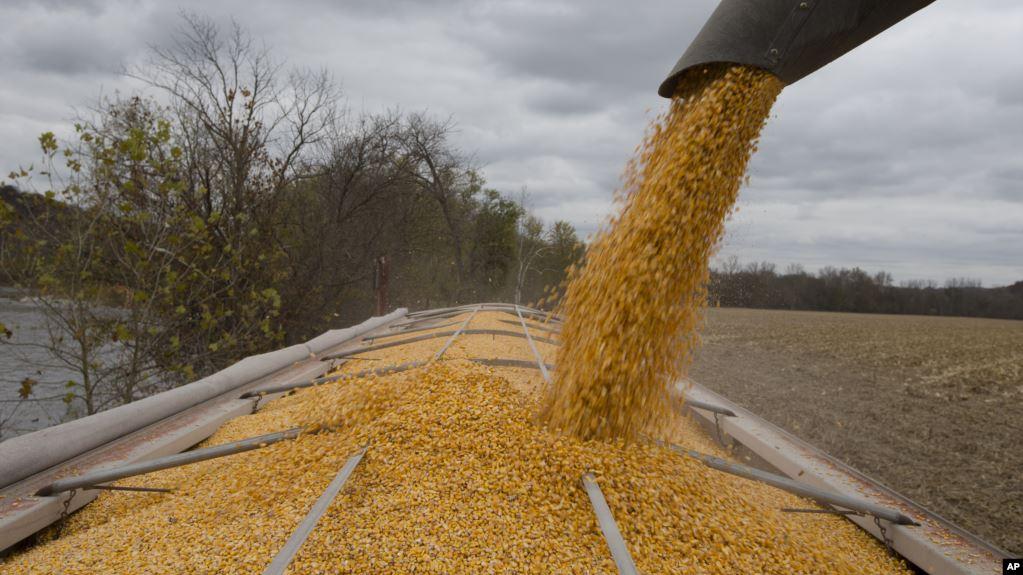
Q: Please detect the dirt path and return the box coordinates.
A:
[690,307,1022,555]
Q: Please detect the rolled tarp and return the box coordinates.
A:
[0,308,406,490]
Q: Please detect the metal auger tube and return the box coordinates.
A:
[659,0,937,97]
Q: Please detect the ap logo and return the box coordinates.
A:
[1006,559,1022,574]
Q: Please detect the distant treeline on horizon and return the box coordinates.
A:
[709,259,1023,320]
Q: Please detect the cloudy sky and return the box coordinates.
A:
[1,0,1021,285]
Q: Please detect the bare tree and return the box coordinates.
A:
[945,277,982,289]
[278,111,414,336]
[398,112,478,298]
[130,13,340,249]
[785,263,807,276]
[720,255,742,276]
[512,190,548,305]
[125,13,344,365]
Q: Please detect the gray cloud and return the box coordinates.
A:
[0,0,1020,285]
[2,0,106,13]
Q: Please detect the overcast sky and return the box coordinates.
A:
[1,0,1020,285]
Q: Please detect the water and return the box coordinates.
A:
[0,289,83,439]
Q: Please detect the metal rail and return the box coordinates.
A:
[403,304,563,331]
[404,305,465,318]
[389,311,464,328]
[500,308,563,324]
[514,305,552,384]
[322,328,559,362]
[36,428,303,496]
[464,328,558,346]
[433,307,480,361]
[497,318,561,334]
[782,507,860,516]
[470,358,556,371]
[665,443,918,526]
[310,361,423,385]
[86,485,174,493]
[241,361,427,398]
[245,357,558,400]
[580,473,639,575]
[407,302,554,316]
[363,320,459,341]
[261,448,367,575]
[426,303,560,321]
[685,399,736,417]
[321,331,457,360]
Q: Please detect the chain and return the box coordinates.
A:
[57,489,76,538]
[713,412,724,444]
[873,516,894,553]
[711,412,735,450]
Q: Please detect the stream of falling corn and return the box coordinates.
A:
[543,64,785,441]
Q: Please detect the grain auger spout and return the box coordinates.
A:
[658,0,937,97]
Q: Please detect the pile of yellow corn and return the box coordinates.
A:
[544,65,784,442]
[3,312,908,573]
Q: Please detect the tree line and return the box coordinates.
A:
[709,258,1023,320]
[0,14,582,428]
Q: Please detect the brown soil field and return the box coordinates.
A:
[691,307,1023,555]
